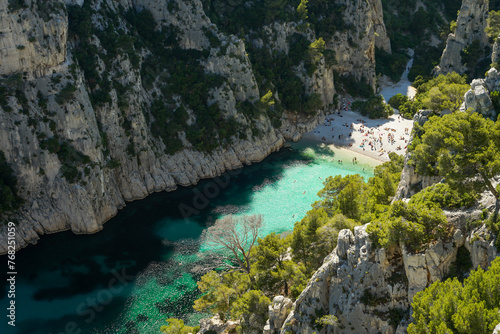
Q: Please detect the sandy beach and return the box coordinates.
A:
[303,52,416,164]
[303,106,413,163]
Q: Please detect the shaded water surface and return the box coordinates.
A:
[1,141,375,333]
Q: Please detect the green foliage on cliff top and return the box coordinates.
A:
[160,318,199,334]
[367,200,449,252]
[411,110,500,200]
[408,257,500,334]
[391,72,469,119]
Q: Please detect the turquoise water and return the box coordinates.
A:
[1,140,376,334]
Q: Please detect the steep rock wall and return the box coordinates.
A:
[0,0,388,254]
[0,0,68,76]
[330,0,390,90]
[436,0,489,75]
[278,216,498,334]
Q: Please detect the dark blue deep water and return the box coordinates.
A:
[1,141,375,333]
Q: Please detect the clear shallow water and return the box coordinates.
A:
[1,140,376,334]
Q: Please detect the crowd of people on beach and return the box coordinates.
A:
[306,97,414,161]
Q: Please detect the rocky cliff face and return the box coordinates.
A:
[330,0,390,90]
[436,0,489,75]
[274,69,500,333]
[277,203,498,334]
[0,0,387,254]
[0,0,68,76]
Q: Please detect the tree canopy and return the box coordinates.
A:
[487,10,500,40]
[408,257,500,334]
[418,72,469,112]
[411,111,500,199]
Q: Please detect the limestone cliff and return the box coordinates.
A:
[277,204,498,334]
[330,0,390,90]
[0,0,67,76]
[436,0,489,75]
[0,0,387,254]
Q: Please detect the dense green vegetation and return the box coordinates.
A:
[389,72,469,119]
[351,95,394,119]
[0,151,22,214]
[379,0,450,82]
[160,318,199,334]
[408,257,500,334]
[411,110,500,200]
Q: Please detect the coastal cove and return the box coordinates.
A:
[1,140,377,334]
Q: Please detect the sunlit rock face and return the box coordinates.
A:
[436,0,489,75]
[0,0,389,253]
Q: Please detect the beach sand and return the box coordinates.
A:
[303,52,416,164]
[303,106,413,163]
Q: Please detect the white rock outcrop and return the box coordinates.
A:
[198,314,239,334]
[330,0,390,90]
[263,296,293,334]
[279,219,498,333]
[436,0,489,75]
[460,78,495,116]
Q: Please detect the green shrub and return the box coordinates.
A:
[160,318,200,334]
[414,72,469,112]
[398,99,423,119]
[352,95,394,119]
[0,151,23,213]
[408,257,500,334]
[368,200,448,252]
[387,93,408,110]
[408,183,477,210]
[55,83,76,105]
